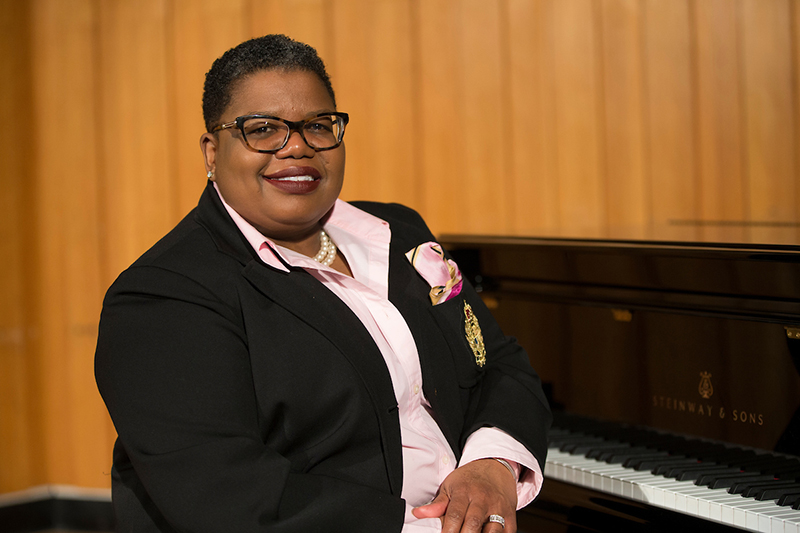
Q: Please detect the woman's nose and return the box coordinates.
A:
[277,130,315,158]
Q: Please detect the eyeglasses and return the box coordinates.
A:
[211,112,349,153]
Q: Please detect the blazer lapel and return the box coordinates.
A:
[242,262,405,496]
[387,239,464,455]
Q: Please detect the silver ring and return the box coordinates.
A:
[487,514,505,529]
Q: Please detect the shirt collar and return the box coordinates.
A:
[213,183,391,282]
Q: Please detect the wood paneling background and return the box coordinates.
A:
[2,0,800,493]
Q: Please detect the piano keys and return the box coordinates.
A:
[440,235,800,532]
[543,413,800,531]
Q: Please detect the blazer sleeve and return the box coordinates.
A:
[455,274,552,473]
[95,265,404,533]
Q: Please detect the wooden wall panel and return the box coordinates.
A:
[251,0,332,61]
[741,0,797,244]
[332,0,419,209]
[507,0,560,234]
[0,0,36,493]
[600,0,648,239]
[456,0,511,234]
[416,1,464,234]
[4,0,800,495]
[643,0,698,241]
[694,0,746,243]
[98,0,176,279]
[29,0,109,487]
[171,0,250,216]
[552,0,605,236]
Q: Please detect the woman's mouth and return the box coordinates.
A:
[264,167,321,194]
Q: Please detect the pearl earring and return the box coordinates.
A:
[207,171,214,178]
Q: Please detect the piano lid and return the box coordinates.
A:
[488,218,800,248]
[440,235,800,456]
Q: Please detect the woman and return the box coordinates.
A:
[95,35,551,533]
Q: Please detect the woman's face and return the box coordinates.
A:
[200,69,345,242]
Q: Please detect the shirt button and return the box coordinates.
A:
[442,456,450,465]
[413,384,420,395]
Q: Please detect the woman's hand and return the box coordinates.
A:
[412,458,517,533]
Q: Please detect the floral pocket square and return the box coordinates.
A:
[406,242,463,305]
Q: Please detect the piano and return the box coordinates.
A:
[440,235,800,532]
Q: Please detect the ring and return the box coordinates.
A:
[487,514,505,529]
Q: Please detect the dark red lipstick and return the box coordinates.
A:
[263,166,321,194]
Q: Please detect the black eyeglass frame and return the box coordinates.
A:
[211,112,350,153]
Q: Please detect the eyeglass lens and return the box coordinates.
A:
[241,115,344,151]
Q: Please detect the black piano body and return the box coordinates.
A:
[440,235,800,532]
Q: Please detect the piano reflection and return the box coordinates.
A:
[440,235,800,533]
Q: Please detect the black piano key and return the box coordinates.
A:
[665,462,724,476]
[703,472,774,489]
[630,455,689,471]
[739,457,798,473]
[775,468,800,480]
[584,442,630,459]
[755,487,800,501]
[560,438,606,453]
[695,469,753,486]
[566,440,618,455]
[601,446,656,463]
[778,492,800,506]
[741,480,800,499]
[732,478,787,495]
[549,434,596,446]
[621,452,674,468]
[674,466,739,482]
[653,459,702,475]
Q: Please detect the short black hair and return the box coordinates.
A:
[202,34,336,132]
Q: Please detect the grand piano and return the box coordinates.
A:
[440,234,800,532]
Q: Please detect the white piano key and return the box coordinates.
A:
[761,507,800,533]
[705,492,745,523]
[733,501,780,531]
[545,445,800,532]
[784,513,800,533]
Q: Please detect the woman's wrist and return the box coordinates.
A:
[492,458,518,482]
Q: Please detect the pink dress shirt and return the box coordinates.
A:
[214,186,543,531]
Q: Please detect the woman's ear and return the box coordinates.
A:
[200,133,218,180]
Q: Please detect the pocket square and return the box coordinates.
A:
[406,242,463,305]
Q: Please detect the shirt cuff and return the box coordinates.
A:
[458,427,544,509]
[403,501,442,532]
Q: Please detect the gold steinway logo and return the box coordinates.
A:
[464,302,486,367]
[653,371,765,427]
[698,371,714,399]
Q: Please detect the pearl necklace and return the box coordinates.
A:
[313,230,337,266]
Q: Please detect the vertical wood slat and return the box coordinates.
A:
[251,0,332,61]
[507,0,560,234]
[98,0,176,280]
[742,0,797,244]
[331,0,418,209]
[415,0,464,235]
[643,0,698,241]
[552,0,605,236]
[29,0,108,486]
[0,0,36,493]
[457,0,511,234]
[600,0,649,239]
[795,0,800,245]
[694,0,746,243]
[171,0,250,216]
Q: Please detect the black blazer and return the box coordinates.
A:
[95,181,551,533]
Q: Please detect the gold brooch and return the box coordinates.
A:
[464,302,486,367]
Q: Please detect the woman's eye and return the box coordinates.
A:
[246,122,281,136]
[307,121,333,133]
